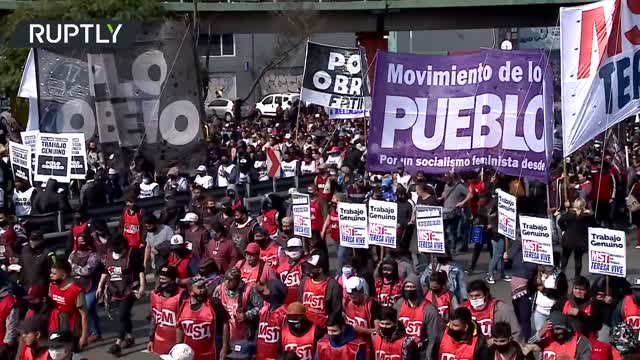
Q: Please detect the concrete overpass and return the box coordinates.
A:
[0,0,596,32]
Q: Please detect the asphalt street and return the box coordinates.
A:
[80,229,639,359]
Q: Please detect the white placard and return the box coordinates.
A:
[416,205,446,254]
[520,216,553,266]
[367,199,398,248]
[9,141,31,183]
[20,130,39,153]
[65,133,88,180]
[337,202,368,249]
[34,133,72,183]
[497,189,517,240]
[292,193,312,238]
[588,227,626,278]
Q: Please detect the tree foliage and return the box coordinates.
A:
[0,0,166,96]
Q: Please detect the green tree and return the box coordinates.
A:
[0,0,165,96]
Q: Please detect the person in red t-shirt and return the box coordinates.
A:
[437,307,488,360]
[18,316,49,360]
[49,261,89,351]
[120,194,145,249]
[255,279,288,360]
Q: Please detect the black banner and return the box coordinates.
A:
[35,20,205,175]
[301,41,371,111]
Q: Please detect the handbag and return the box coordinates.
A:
[626,184,640,213]
[442,183,462,220]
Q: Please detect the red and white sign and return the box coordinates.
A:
[560,0,640,156]
[265,148,281,178]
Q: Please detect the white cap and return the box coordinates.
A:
[345,277,365,294]
[161,344,195,360]
[285,133,292,139]
[108,168,117,175]
[180,213,199,223]
[288,188,298,195]
[307,254,320,267]
[196,165,206,172]
[170,235,185,246]
[287,237,303,248]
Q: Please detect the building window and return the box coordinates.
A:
[204,33,235,57]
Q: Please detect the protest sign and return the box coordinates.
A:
[520,216,553,266]
[560,0,640,156]
[301,42,371,111]
[20,130,39,153]
[337,203,368,249]
[292,193,312,238]
[367,199,398,248]
[416,206,446,254]
[367,49,553,180]
[9,142,31,183]
[497,190,517,240]
[328,108,369,119]
[65,133,88,180]
[588,227,626,278]
[34,134,71,183]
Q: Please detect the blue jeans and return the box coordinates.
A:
[85,285,102,337]
[443,215,461,252]
[488,238,505,278]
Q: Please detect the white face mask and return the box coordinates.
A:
[286,250,302,260]
[48,348,68,360]
[470,297,485,309]
[342,266,354,278]
[112,252,122,260]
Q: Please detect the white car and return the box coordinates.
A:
[255,93,299,118]
[205,98,234,121]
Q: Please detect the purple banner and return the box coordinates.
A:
[367,49,553,180]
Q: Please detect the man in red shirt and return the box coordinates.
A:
[18,316,49,360]
[372,307,418,360]
[315,313,367,360]
[177,278,229,360]
[437,307,488,360]
[298,254,342,329]
[120,194,144,249]
[255,227,280,269]
[147,266,186,355]
[235,243,276,286]
[205,222,239,274]
[49,261,89,351]
[255,279,288,360]
[277,238,307,305]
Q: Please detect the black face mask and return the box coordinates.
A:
[379,326,396,338]
[551,332,569,344]
[113,247,125,255]
[28,302,43,312]
[159,282,176,293]
[310,270,322,280]
[448,328,465,342]
[0,220,8,227]
[632,290,640,305]
[382,272,393,281]
[495,343,512,354]
[329,334,342,343]
[404,289,418,301]
[287,319,304,331]
[193,293,207,303]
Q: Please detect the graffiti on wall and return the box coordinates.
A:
[260,70,302,96]
[206,74,237,101]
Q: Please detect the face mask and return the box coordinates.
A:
[30,240,43,249]
[495,343,512,354]
[311,270,322,280]
[143,179,151,185]
[77,244,88,251]
[28,302,42,311]
[379,326,396,338]
[286,250,302,260]
[329,334,342,343]
[159,282,176,293]
[48,349,68,360]
[0,220,7,227]
[430,287,442,295]
[288,319,303,330]
[382,271,393,281]
[404,289,418,301]
[470,297,485,309]
[112,251,122,260]
[448,328,465,342]
[193,293,208,303]
[551,332,568,343]
[224,208,233,216]
[342,266,353,278]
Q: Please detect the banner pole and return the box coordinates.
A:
[606,275,610,297]
[431,253,436,273]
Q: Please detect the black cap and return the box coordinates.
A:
[158,266,178,279]
[227,341,256,359]
[48,330,73,347]
[548,311,570,330]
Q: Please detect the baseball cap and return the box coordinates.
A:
[307,254,321,267]
[287,301,305,315]
[158,266,178,279]
[108,168,118,175]
[191,276,207,289]
[161,344,195,360]
[170,235,185,246]
[24,285,47,301]
[48,330,73,347]
[180,213,199,223]
[548,311,570,329]
[287,238,303,249]
[254,227,268,237]
[345,277,365,294]
[285,133,292,139]
[196,165,207,172]
[245,242,260,255]
[167,167,180,176]
[227,341,256,360]
[631,278,640,289]
[328,146,340,154]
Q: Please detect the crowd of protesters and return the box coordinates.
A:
[0,104,638,360]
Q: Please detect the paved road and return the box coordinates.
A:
[80,229,639,359]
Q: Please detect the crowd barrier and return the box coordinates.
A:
[26,174,318,249]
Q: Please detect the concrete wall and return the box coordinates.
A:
[202,29,497,103]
